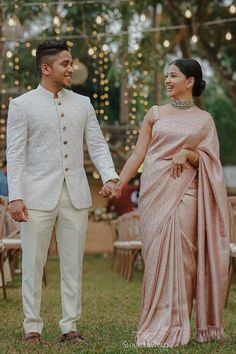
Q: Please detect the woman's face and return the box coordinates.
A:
[165,64,194,99]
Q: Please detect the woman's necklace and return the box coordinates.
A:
[170,99,195,109]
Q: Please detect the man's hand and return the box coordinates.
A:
[99,180,122,199]
[9,200,29,222]
[163,149,189,179]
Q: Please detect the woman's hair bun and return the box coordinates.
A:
[193,80,206,97]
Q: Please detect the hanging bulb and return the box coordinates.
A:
[163,40,170,48]
[140,13,146,22]
[229,4,236,14]
[95,15,103,25]
[191,35,198,44]
[88,48,94,56]
[225,31,232,41]
[185,9,192,18]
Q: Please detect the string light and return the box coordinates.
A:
[8,16,16,26]
[95,15,103,25]
[185,9,192,18]
[191,34,198,44]
[163,39,170,47]
[6,51,13,58]
[53,16,60,26]
[140,13,146,22]
[229,4,236,14]
[225,31,232,40]
[0,3,234,168]
[102,44,109,52]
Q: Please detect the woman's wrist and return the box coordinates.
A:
[182,149,189,159]
[118,177,126,189]
[185,149,198,163]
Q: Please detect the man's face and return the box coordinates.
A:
[42,50,74,89]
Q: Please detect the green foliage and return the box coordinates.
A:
[205,78,236,165]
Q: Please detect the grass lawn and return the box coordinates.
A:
[0,255,236,354]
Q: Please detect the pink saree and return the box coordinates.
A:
[136,105,230,348]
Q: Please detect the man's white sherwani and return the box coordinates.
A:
[7,85,119,334]
[7,84,118,209]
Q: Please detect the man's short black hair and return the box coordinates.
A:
[36,40,69,77]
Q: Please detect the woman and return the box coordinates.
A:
[101,58,230,347]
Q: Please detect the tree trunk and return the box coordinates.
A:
[0,10,4,79]
[120,73,129,124]
[152,1,161,104]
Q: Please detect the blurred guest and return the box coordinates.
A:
[0,160,8,196]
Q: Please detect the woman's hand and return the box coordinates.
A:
[99,180,122,199]
[163,149,189,179]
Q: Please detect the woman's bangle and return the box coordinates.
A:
[192,152,198,163]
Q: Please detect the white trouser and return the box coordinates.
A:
[21,181,88,334]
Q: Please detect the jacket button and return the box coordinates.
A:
[58,101,61,105]
[63,141,67,145]
[65,154,68,159]
[65,168,69,172]
[63,126,66,131]
[61,113,64,117]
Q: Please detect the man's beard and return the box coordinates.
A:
[55,79,72,90]
[62,81,72,89]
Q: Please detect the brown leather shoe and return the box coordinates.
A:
[24,332,41,343]
[60,331,85,343]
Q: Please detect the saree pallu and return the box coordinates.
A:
[136,106,230,348]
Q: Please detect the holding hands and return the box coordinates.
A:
[99,180,122,199]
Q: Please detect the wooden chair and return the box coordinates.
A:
[111,211,142,281]
[0,247,7,299]
[0,196,9,299]
[2,207,21,280]
[0,196,47,299]
[225,196,236,307]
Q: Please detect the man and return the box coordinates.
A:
[7,40,121,343]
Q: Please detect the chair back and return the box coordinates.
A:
[0,196,8,241]
[111,211,139,241]
[5,209,21,239]
[228,196,236,243]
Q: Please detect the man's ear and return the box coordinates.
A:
[41,63,50,76]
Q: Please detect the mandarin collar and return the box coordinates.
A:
[37,84,65,98]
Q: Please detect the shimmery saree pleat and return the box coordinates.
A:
[137,183,197,347]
